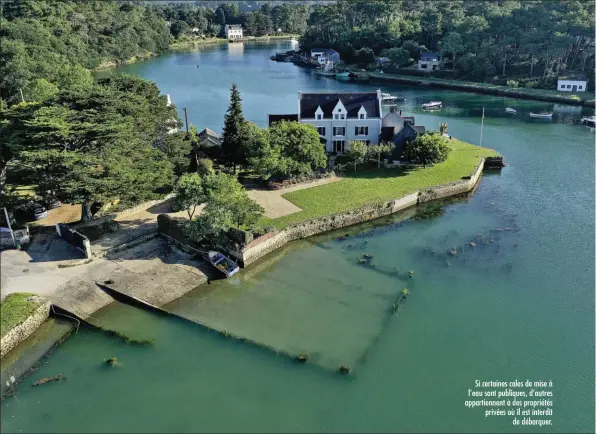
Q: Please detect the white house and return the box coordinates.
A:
[297,91,383,153]
[225,24,243,40]
[557,78,587,92]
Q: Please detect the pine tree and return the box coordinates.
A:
[221,83,247,173]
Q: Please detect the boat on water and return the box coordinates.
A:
[581,116,596,127]
[422,101,442,109]
[335,72,351,79]
[505,107,516,114]
[381,93,398,104]
[207,251,240,278]
[314,69,335,77]
[529,112,553,119]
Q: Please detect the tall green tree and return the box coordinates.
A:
[221,83,247,173]
[345,141,368,172]
[403,133,450,167]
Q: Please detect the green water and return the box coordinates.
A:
[2,41,594,433]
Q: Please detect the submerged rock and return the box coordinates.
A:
[296,353,308,363]
[339,365,352,375]
[105,357,118,366]
[32,374,66,386]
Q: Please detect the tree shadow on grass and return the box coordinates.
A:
[340,165,414,181]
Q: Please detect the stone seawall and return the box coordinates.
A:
[240,158,487,266]
[1,302,51,359]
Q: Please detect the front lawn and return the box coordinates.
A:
[1,293,39,337]
[262,139,497,229]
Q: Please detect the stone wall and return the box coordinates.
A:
[241,159,487,266]
[1,301,51,359]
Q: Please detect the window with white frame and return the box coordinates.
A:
[334,114,339,120]
[340,114,345,119]
[355,126,369,136]
[359,113,365,119]
[316,126,326,136]
[333,140,345,153]
[578,85,584,90]
[316,114,322,120]
[333,126,345,136]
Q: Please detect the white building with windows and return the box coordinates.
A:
[296,91,383,153]
[225,24,243,40]
[557,77,587,92]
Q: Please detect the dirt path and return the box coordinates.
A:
[247,177,342,219]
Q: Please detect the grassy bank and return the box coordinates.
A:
[1,293,39,337]
[171,34,299,50]
[263,139,497,229]
[362,71,595,107]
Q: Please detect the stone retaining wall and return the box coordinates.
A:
[240,158,486,266]
[1,301,51,359]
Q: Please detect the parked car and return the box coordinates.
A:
[14,202,48,222]
[43,195,62,209]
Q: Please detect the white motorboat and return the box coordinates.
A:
[207,251,240,278]
[581,116,595,127]
[422,101,442,109]
[529,112,553,119]
[381,93,398,104]
[505,107,516,114]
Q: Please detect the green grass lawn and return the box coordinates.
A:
[262,139,497,229]
[1,293,39,337]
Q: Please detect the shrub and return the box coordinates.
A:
[403,133,450,167]
[506,80,519,88]
[524,81,538,89]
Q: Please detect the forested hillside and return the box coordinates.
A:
[301,0,595,87]
[0,0,171,103]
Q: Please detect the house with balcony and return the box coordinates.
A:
[225,24,243,40]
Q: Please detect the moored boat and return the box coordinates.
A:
[314,69,335,77]
[505,107,516,114]
[581,116,596,127]
[529,112,553,119]
[381,93,398,104]
[335,72,350,79]
[207,251,240,278]
[422,101,442,109]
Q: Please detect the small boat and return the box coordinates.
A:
[505,107,516,114]
[314,69,335,77]
[422,101,442,109]
[335,72,351,79]
[581,116,596,127]
[207,251,240,278]
[529,112,553,119]
[381,93,398,104]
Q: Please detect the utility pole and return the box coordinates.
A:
[183,107,189,133]
[479,106,485,147]
[19,88,24,103]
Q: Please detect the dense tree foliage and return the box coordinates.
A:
[301,0,595,86]
[1,0,172,102]
[1,76,185,218]
[174,173,206,220]
[248,121,327,179]
[150,1,310,38]
[404,133,450,167]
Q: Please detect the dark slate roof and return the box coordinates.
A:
[300,92,380,119]
[421,52,440,61]
[324,49,339,56]
[268,114,299,126]
[410,125,426,134]
[381,110,405,132]
[199,128,222,147]
[558,76,587,81]
[311,48,327,52]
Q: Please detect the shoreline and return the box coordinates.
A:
[93,35,298,71]
[363,72,596,107]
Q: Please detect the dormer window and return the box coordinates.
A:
[315,106,324,120]
[332,99,347,121]
[358,106,367,120]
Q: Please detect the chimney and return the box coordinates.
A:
[399,110,402,116]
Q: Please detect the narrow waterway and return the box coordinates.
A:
[2,41,594,433]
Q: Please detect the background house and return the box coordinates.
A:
[557,77,587,92]
[418,52,441,71]
[198,128,222,147]
[225,25,243,40]
[380,109,426,159]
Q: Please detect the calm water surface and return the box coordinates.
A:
[2,41,594,433]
